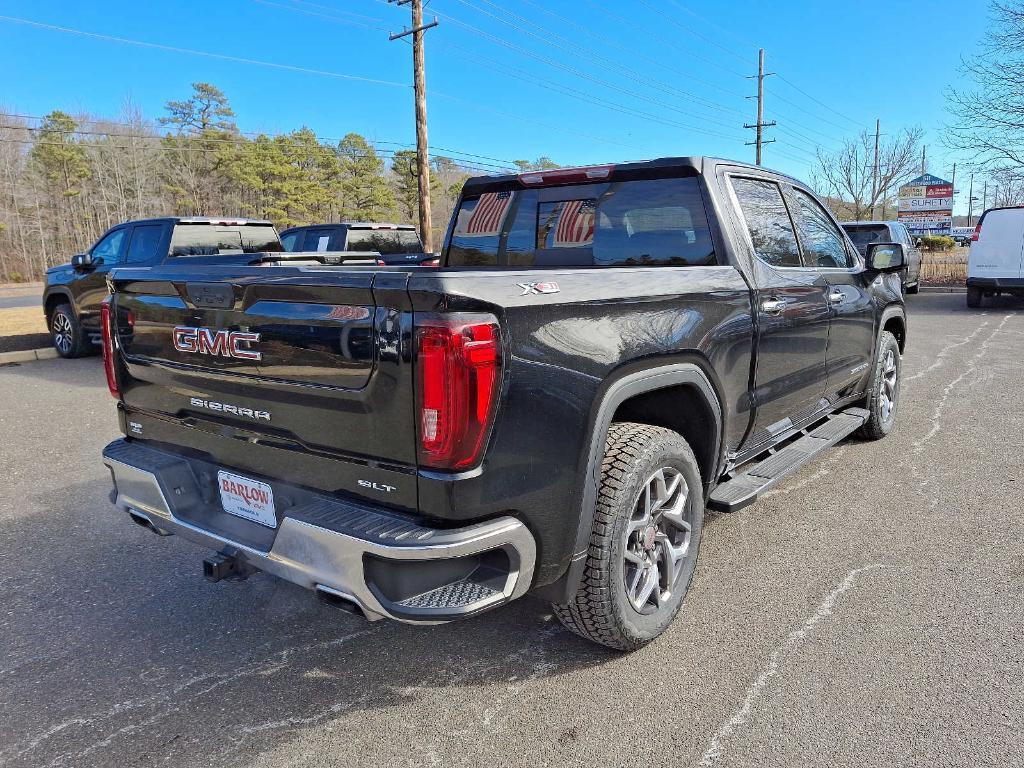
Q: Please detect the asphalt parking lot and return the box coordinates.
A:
[1,292,1022,768]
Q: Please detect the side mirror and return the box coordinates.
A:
[71,253,94,270]
[866,242,905,272]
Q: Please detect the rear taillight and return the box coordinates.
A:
[971,222,982,242]
[416,315,501,470]
[100,299,119,398]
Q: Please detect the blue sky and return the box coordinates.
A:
[0,0,990,213]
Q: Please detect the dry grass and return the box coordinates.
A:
[0,307,48,337]
[920,246,968,285]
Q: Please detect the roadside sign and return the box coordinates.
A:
[899,174,953,235]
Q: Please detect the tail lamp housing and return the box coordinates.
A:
[100,299,119,398]
[971,222,982,242]
[415,314,502,470]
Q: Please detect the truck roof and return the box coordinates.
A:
[841,221,901,227]
[121,217,275,226]
[280,222,417,231]
[462,156,807,195]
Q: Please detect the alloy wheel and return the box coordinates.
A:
[623,467,691,614]
[52,313,73,354]
[879,349,898,423]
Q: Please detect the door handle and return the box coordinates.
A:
[761,298,787,315]
[828,290,845,305]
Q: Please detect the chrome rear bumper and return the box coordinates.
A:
[102,439,536,623]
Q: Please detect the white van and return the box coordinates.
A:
[966,206,1024,307]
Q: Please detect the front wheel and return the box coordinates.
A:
[49,303,91,358]
[553,422,704,651]
[857,331,901,440]
[966,286,983,308]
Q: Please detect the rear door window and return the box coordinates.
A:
[446,176,715,267]
[301,228,341,252]
[729,177,801,268]
[790,189,854,269]
[170,224,282,256]
[125,224,164,264]
[345,229,423,254]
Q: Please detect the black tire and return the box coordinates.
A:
[857,330,901,440]
[906,282,920,295]
[49,303,91,358]
[553,422,704,651]
[966,286,983,308]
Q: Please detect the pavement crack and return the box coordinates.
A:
[913,315,1011,453]
[697,563,886,767]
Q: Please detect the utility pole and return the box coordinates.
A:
[870,118,881,219]
[921,145,926,175]
[744,48,775,166]
[982,179,988,210]
[967,173,975,226]
[388,0,439,252]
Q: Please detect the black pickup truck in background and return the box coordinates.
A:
[42,218,283,357]
[99,157,908,650]
[279,222,437,265]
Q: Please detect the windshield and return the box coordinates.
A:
[345,229,422,254]
[842,225,891,254]
[170,224,282,256]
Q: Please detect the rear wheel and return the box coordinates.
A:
[49,303,91,358]
[906,282,920,294]
[553,422,704,651]
[966,286,983,308]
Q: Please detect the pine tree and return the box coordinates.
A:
[337,134,394,220]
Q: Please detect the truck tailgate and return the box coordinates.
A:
[109,266,418,507]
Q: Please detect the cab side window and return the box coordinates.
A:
[280,231,301,252]
[730,177,801,268]
[125,224,164,264]
[91,228,127,264]
[790,189,853,269]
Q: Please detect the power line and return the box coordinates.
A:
[446,0,747,119]
[0,14,411,89]
[2,113,518,169]
[428,40,747,142]
[515,0,749,99]
[412,4,748,133]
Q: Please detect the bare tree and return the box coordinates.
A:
[946,2,1024,170]
[814,126,925,221]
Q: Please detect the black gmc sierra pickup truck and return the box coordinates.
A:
[100,157,907,650]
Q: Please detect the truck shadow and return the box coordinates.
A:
[4,478,618,767]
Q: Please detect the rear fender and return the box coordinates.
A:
[535,362,723,603]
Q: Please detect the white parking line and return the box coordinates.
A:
[698,563,885,767]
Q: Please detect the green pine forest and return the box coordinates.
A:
[0,82,558,282]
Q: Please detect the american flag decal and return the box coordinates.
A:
[462,191,513,237]
[554,199,596,247]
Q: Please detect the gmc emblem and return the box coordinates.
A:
[172,326,262,361]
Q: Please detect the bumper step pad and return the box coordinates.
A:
[708,407,868,513]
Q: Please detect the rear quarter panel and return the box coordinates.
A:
[409,266,753,584]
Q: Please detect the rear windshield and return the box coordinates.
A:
[842,225,891,254]
[170,224,282,256]
[345,228,422,254]
[445,177,715,267]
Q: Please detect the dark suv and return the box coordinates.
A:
[43,218,281,357]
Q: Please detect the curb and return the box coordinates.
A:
[919,286,966,293]
[0,347,58,365]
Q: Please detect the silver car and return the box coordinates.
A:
[841,221,922,294]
